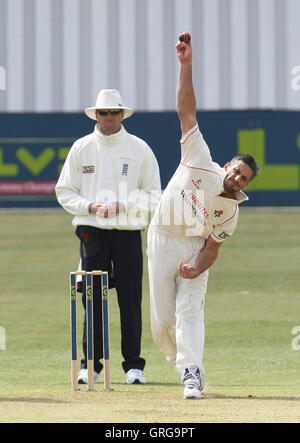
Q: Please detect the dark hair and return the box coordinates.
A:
[230,154,260,181]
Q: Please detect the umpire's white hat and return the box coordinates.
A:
[85,89,134,120]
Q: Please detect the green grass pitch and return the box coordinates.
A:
[0,209,299,423]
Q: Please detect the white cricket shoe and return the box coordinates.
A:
[182,367,204,399]
[78,368,99,384]
[126,369,147,384]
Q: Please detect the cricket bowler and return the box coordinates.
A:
[147,32,259,399]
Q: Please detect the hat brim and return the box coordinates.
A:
[85,107,134,120]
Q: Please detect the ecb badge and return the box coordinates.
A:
[122,164,129,176]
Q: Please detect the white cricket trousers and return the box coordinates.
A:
[147,226,209,375]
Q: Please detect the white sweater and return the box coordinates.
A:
[55,124,161,230]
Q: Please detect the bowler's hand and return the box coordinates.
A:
[175,39,192,64]
[178,261,200,279]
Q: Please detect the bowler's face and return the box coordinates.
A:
[223,160,253,193]
[96,110,124,135]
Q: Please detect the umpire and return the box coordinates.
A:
[56,89,161,385]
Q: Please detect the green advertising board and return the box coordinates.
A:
[0,111,299,207]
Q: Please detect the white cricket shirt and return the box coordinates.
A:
[151,124,248,241]
[55,124,161,230]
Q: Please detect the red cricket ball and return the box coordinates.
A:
[179,32,191,44]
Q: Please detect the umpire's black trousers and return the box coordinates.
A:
[76,226,145,374]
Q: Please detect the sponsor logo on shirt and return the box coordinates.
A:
[189,192,209,219]
[218,231,230,240]
[180,190,208,227]
[83,165,95,174]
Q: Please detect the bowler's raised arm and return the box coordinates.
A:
[175,32,197,137]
